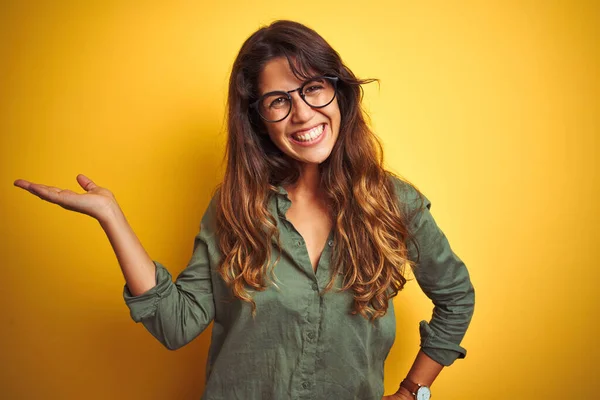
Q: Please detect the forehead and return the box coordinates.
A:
[258,57,316,95]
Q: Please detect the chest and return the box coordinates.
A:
[285,200,332,273]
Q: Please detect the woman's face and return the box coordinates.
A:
[257,57,341,165]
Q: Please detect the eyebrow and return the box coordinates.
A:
[260,76,326,96]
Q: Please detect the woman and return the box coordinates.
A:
[14,20,474,400]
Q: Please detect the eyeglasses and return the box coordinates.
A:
[250,76,339,123]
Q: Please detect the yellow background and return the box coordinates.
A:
[1,1,598,399]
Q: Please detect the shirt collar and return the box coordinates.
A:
[274,184,292,218]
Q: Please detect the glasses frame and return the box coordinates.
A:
[250,76,339,123]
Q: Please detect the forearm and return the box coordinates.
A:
[396,350,443,399]
[98,203,156,296]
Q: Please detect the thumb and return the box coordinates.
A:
[76,174,98,192]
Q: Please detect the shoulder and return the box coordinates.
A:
[386,172,431,221]
[199,186,221,238]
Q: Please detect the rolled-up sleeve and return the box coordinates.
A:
[394,177,475,366]
[122,198,217,351]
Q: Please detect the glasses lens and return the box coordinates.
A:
[302,78,336,108]
[258,92,291,122]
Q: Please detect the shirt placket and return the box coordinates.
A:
[274,188,331,399]
[295,263,320,399]
[296,236,334,400]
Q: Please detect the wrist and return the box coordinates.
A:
[98,201,124,227]
[395,386,414,399]
[399,377,431,400]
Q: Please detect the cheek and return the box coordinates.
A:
[330,105,341,135]
[266,124,288,145]
[329,100,342,125]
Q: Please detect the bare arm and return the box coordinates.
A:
[404,350,443,387]
[98,203,156,296]
[388,351,444,399]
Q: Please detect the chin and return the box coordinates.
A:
[279,143,336,166]
[298,152,333,165]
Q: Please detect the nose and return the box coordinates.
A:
[289,91,315,124]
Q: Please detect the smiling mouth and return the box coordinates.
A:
[290,124,325,143]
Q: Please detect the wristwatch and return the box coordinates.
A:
[400,378,431,400]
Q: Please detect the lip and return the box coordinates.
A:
[289,123,327,147]
[290,123,325,136]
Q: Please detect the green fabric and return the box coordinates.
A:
[123,175,475,400]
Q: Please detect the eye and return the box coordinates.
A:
[304,84,325,94]
[269,96,289,109]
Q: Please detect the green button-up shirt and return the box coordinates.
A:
[123,175,475,400]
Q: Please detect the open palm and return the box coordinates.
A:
[13,174,118,222]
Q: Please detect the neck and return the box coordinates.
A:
[286,163,321,200]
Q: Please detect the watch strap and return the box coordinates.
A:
[400,378,419,396]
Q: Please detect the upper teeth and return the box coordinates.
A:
[293,124,324,141]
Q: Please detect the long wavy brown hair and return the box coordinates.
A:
[215,20,424,321]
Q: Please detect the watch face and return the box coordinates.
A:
[416,386,431,400]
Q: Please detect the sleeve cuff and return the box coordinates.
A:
[419,320,467,366]
[123,261,174,322]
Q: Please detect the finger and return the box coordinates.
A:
[14,180,82,210]
[14,180,48,196]
[15,180,56,193]
[27,184,64,201]
[14,179,33,190]
[76,174,97,192]
[28,183,53,194]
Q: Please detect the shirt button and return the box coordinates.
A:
[301,381,310,389]
[328,240,334,247]
[307,331,315,340]
[311,283,318,291]
[296,240,302,247]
